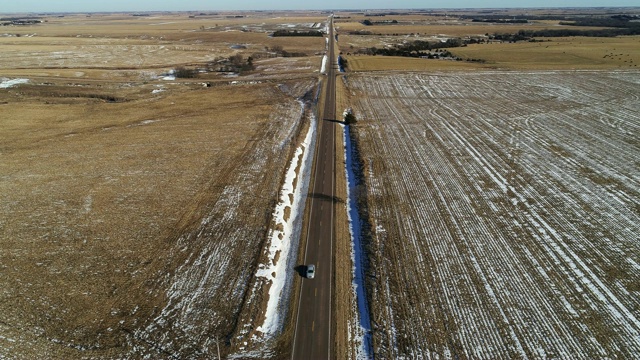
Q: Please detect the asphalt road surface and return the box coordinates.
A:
[291,16,337,360]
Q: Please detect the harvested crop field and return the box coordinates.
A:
[346,71,640,358]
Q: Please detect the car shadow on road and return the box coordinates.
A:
[294,265,307,277]
[308,192,344,203]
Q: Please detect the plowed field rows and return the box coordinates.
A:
[348,71,640,358]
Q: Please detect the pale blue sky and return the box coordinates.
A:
[1,0,638,13]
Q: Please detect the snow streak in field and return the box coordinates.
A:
[349,71,640,359]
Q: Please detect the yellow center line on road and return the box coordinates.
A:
[315,288,318,297]
[312,321,315,332]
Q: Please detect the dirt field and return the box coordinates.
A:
[346,71,640,358]
[1,12,322,359]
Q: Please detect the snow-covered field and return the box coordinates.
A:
[348,71,640,358]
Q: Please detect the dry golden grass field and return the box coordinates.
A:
[334,9,640,71]
[1,12,326,79]
[345,36,640,71]
[1,11,324,359]
[451,36,640,70]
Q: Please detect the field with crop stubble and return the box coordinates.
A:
[346,71,640,358]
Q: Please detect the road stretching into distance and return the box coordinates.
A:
[291,16,337,360]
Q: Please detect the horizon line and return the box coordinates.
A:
[2,6,640,15]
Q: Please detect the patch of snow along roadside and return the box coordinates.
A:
[162,70,176,81]
[255,104,317,336]
[343,120,373,359]
[321,55,328,74]
[0,78,29,88]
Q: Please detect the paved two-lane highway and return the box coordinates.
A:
[291,16,338,360]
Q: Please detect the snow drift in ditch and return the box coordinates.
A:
[0,78,29,88]
[321,55,328,74]
[255,106,317,336]
[342,121,374,359]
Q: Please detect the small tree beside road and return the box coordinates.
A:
[344,109,357,125]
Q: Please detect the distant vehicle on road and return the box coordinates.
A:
[306,264,316,279]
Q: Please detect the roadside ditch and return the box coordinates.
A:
[343,120,374,359]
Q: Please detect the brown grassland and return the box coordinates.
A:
[336,16,607,37]
[1,11,324,359]
[344,35,640,71]
[333,9,640,71]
